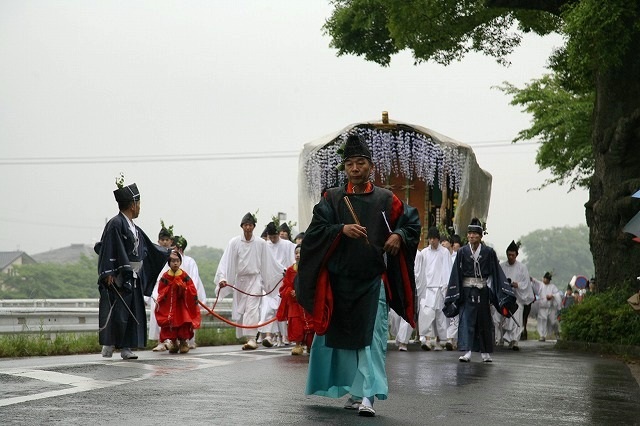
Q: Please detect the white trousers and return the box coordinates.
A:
[389,309,413,344]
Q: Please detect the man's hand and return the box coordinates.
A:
[342,224,368,240]
[511,281,519,289]
[105,275,115,286]
[219,281,228,289]
[290,289,296,298]
[383,233,402,256]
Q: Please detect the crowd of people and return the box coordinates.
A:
[94,135,581,418]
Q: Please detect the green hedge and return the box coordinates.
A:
[561,282,640,346]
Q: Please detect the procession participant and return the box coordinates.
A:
[259,222,295,347]
[95,176,169,359]
[445,234,462,350]
[155,250,201,354]
[173,236,206,349]
[499,240,534,351]
[296,134,421,417]
[279,222,293,242]
[214,212,285,350]
[532,272,562,341]
[277,245,314,355]
[443,218,517,363]
[415,226,453,351]
[149,222,175,351]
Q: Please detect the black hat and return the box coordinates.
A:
[174,235,187,251]
[426,226,440,239]
[240,212,257,226]
[266,222,278,236]
[467,218,483,235]
[113,183,140,203]
[506,240,519,254]
[279,222,291,234]
[294,232,305,241]
[544,271,553,281]
[260,227,268,238]
[451,234,462,245]
[341,134,371,162]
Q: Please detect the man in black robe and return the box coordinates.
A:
[443,218,517,363]
[95,180,169,359]
[296,134,421,417]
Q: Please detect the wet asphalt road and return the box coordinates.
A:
[0,339,638,426]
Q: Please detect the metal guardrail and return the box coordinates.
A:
[0,298,233,335]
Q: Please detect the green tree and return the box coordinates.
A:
[0,255,99,299]
[519,225,594,286]
[185,246,223,292]
[323,0,640,290]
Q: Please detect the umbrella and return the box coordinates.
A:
[574,275,589,289]
[623,211,640,238]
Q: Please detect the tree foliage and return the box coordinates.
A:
[519,225,594,286]
[499,73,594,190]
[323,0,640,291]
[0,255,100,299]
[0,247,223,300]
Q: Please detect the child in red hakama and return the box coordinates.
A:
[156,250,201,353]
[277,245,314,355]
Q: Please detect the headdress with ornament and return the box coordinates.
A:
[240,211,258,226]
[113,172,140,203]
[467,218,484,235]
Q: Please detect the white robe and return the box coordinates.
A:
[258,238,296,335]
[532,278,562,338]
[414,244,453,338]
[215,233,284,338]
[498,260,533,343]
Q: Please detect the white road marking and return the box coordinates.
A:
[0,348,291,407]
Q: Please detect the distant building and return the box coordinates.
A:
[32,244,96,264]
[0,251,36,275]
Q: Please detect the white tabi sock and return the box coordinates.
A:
[362,397,374,408]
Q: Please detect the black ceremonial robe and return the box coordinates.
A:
[296,185,421,350]
[443,243,517,352]
[95,212,169,349]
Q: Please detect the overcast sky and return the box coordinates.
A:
[0,1,588,261]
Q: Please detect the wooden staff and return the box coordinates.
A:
[343,196,369,244]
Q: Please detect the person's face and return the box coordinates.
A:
[242,223,255,237]
[268,234,279,244]
[428,237,439,250]
[344,157,372,186]
[295,236,303,244]
[467,231,481,246]
[543,277,550,285]
[452,242,461,252]
[295,247,301,263]
[169,254,181,272]
[132,200,141,219]
[158,236,172,247]
[506,251,518,265]
[441,240,451,250]
[279,231,290,240]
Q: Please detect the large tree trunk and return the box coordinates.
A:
[586,29,640,291]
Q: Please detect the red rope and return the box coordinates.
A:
[198,300,277,329]
[203,276,284,329]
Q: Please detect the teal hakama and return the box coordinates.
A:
[305,281,389,401]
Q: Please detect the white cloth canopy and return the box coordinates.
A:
[297,118,492,234]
